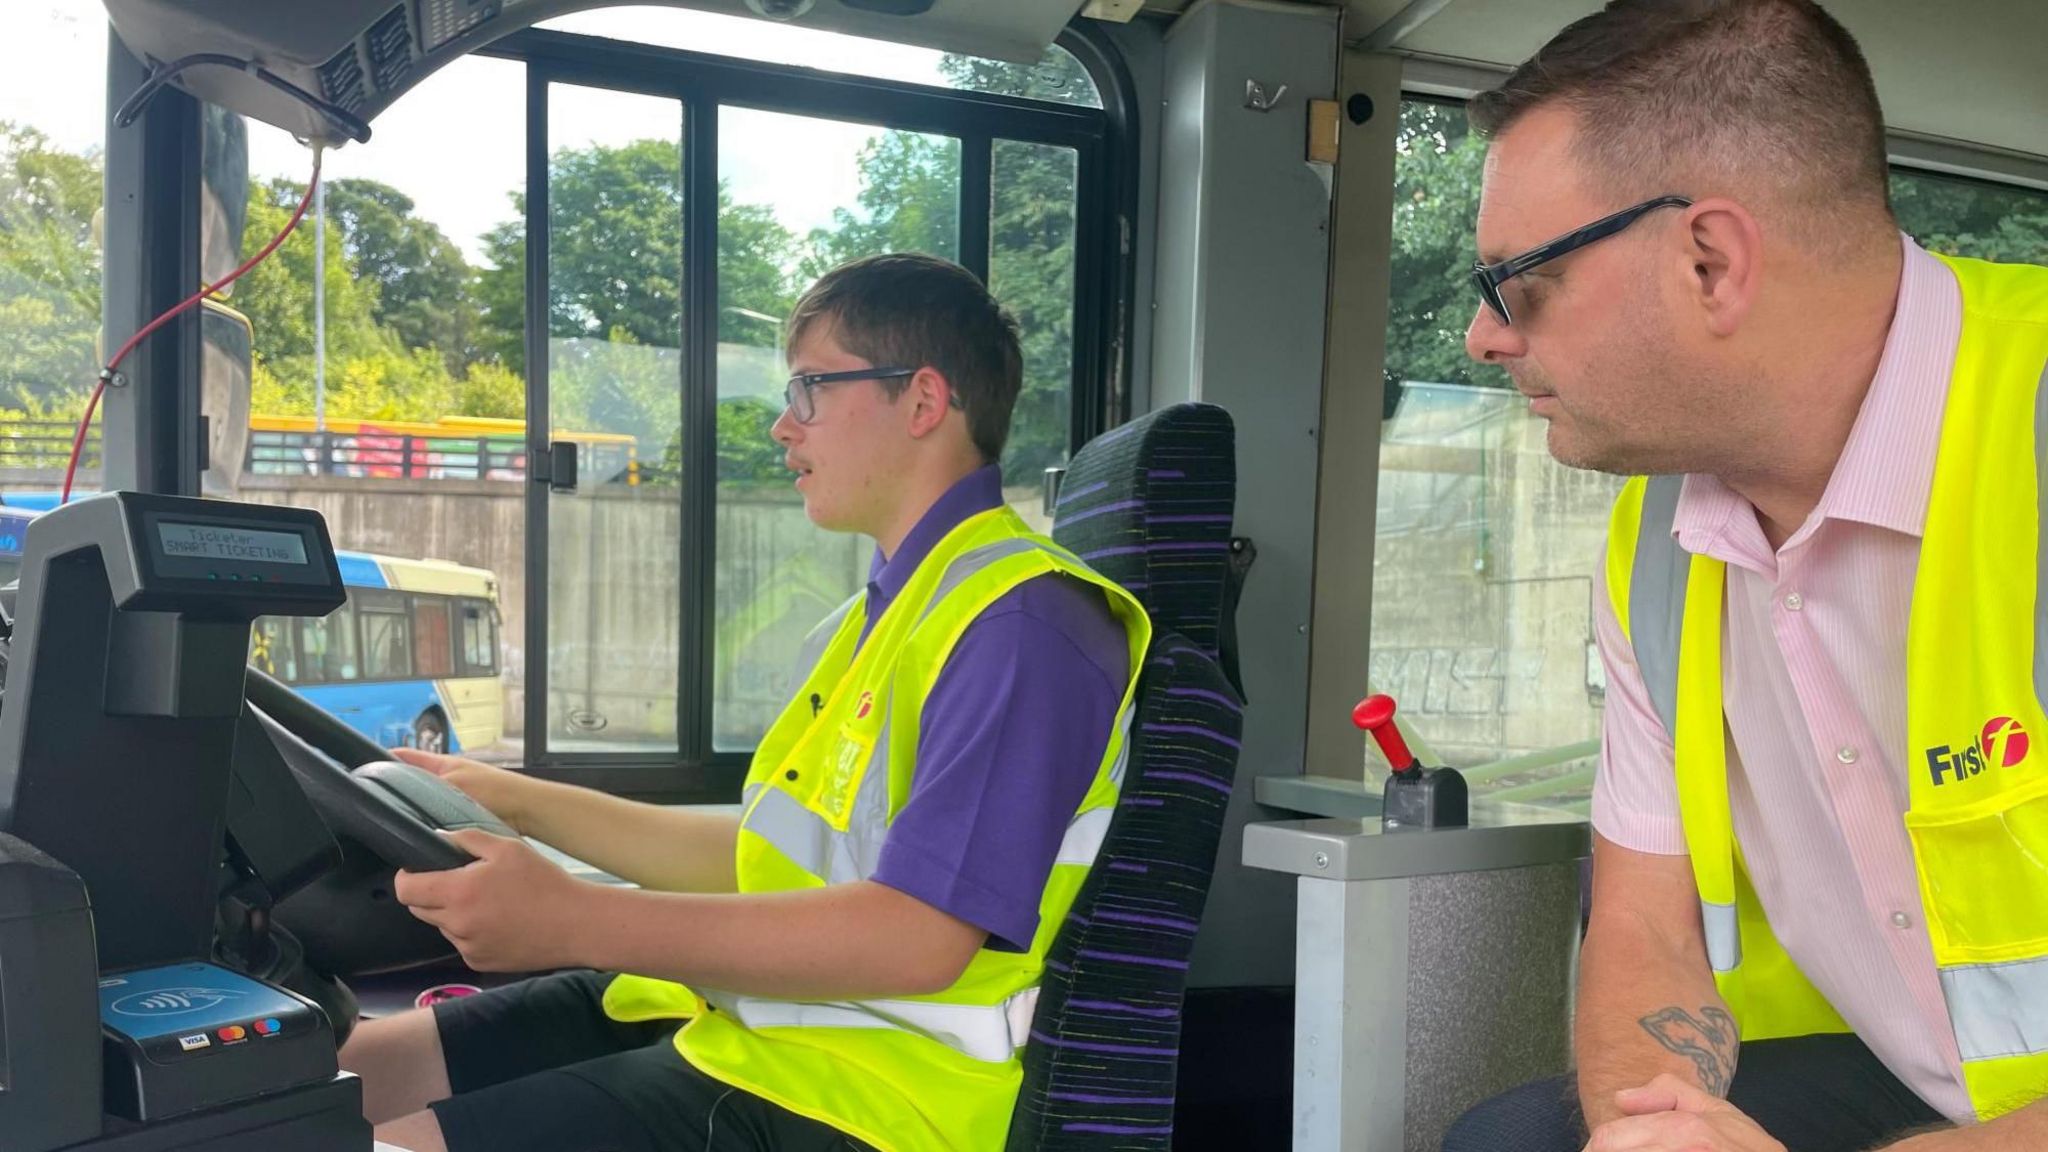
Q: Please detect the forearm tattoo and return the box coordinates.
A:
[1638,1005,1738,1096]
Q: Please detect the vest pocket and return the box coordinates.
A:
[1905,770,2048,964]
[806,720,876,831]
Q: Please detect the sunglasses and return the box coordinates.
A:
[1472,195,1692,327]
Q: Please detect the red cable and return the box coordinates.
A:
[61,152,325,503]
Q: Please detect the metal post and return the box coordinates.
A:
[100,29,203,496]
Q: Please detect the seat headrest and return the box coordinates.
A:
[1050,403,1236,656]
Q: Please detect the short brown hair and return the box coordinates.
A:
[1470,0,1893,252]
[786,253,1023,464]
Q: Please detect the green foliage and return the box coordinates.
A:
[0,121,102,411]
[1892,170,2048,267]
[18,74,2047,491]
[322,179,478,372]
[802,132,961,279]
[1385,101,1504,411]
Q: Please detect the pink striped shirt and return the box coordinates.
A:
[1591,235,1971,1121]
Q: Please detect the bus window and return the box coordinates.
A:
[1372,99,1614,814]
[299,604,360,683]
[358,595,414,681]
[1891,169,2048,268]
[412,596,455,678]
[249,617,299,681]
[459,598,498,678]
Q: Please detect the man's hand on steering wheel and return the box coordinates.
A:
[387,747,530,835]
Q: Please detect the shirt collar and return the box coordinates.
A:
[1672,233,1960,561]
[867,464,1006,605]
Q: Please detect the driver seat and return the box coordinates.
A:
[1006,403,1244,1150]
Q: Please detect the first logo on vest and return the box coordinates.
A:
[1926,716,2030,786]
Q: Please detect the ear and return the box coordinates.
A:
[902,367,954,440]
[1680,198,1764,338]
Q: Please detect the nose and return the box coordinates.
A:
[770,405,800,446]
[1464,302,1527,365]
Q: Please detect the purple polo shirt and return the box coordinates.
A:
[863,465,1130,953]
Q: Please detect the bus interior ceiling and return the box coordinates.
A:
[4,0,2046,1148]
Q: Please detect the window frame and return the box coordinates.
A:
[1364,87,2048,814]
[482,22,1137,800]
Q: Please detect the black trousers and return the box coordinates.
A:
[427,970,874,1152]
[1442,1034,1948,1152]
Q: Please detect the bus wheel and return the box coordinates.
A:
[414,711,449,754]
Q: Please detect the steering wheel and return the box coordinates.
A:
[254,717,509,870]
[240,667,536,981]
[245,667,516,873]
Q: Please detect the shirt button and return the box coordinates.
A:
[1836,746,1859,765]
[1891,910,1912,929]
[1783,592,1804,611]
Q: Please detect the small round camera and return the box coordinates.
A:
[743,0,817,20]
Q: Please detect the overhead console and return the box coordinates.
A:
[99,0,1092,145]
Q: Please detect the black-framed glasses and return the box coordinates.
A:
[783,367,916,424]
[1472,195,1692,327]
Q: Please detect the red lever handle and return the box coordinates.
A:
[1352,694,1417,773]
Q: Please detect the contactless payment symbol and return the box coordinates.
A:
[111,987,247,1018]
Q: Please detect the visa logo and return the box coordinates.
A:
[178,1033,210,1052]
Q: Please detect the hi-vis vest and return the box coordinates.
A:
[1605,254,2048,1121]
[602,505,1150,1151]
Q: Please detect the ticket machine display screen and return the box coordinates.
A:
[156,523,310,567]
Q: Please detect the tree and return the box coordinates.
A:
[1384,100,1503,413]
[322,179,478,372]
[0,122,101,411]
[802,132,960,280]
[1893,171,2048,267]
[474,141,800,378]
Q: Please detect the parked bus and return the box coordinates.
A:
[248,550,504,755]
[0,506,33,587]
[0,498,501,754]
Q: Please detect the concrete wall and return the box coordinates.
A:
[1367,388,1622,805]
[233,477,1048,753]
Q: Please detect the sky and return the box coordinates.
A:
[2,4,965,266]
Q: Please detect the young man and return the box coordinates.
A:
[342,252,1150,1152]
[1442,2,2048,1151]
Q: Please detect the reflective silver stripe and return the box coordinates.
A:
[743,786,863,881]
[1701,900,1741,972]
[2034,361,2048,706]
[1055,806,1113,868]
[700,986,1040,1064]
[921,537,1057,625]
[1105,721,1131,788]
[744,719,892,883]
[741,782,764,808]
[796,593,862,677]
[1053,703,1135,867]
[1630,474,1689,738]
[1941,954,2048,1062]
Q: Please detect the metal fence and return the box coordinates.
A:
[0,420,99,471]
[244,428,639,484]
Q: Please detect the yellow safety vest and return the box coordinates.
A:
[1604,254,2048,1121]
[602,505,1151,1151]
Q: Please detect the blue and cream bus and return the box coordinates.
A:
[0,499,501,755]
[247,551,505,756]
